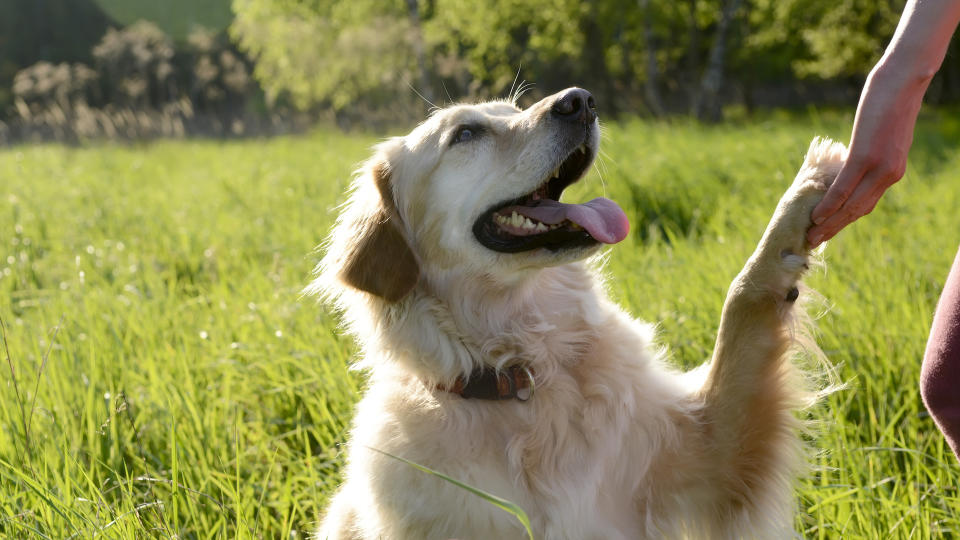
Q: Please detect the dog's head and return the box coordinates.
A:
[317,88,629,303]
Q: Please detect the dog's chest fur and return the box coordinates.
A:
[343,263,694,538]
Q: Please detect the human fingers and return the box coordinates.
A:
[807,173,888,247]
[810,161,863,226]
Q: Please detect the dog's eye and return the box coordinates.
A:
[451,125,481,146]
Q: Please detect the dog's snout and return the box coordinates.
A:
[551,88,597,124]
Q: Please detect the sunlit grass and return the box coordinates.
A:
[2,109,958,537]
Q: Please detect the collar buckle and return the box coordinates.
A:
[439,365,536,402]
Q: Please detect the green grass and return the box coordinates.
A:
[1,108,958,538]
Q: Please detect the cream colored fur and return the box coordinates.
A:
[309,89,845,539]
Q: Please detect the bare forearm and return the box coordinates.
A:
[808,0,960,246]
[873,0,960,91]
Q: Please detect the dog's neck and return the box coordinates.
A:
[366,262,605,388]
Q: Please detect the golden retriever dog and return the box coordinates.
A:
[310,87,843,539]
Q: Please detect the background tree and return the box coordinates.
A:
[11,0,960,135]
[93,0,233,42]
[92,21,177,109]
[0,0,111,113]
[693,0,743,121]
[236,0,918,122]
[231,0,425,127]
[5,10,262,141]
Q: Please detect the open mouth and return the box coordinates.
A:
[473,144,630,253]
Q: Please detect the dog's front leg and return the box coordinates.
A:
[693,140,842,518]
[699,175,824,418]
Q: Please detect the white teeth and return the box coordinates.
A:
[494,211,552,233]
[552,167,561,179]
[578,144,587,154]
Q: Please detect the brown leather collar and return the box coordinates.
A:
[438,365,535,401]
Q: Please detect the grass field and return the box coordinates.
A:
[2,108,959,538]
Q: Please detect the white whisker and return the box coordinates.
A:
[406,80,438,111]
[441,81,454,106]
[593,156,609,198]
[514,81,535,104]
[508,66,523,104]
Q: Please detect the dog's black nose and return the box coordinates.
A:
[551,88,597,124]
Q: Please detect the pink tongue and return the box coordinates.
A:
[510,197,630,244]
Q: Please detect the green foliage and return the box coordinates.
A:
[186,27,254,111]
[227,0,960,121]
[792,0,903,78]
[231,0,420,114]
[5,19,262,142]
[0,0,235,117]
[229,0,913,119]
[11,0,960,127]
[230,0,621,114]
[427,0,587,91]
[92,21,177,108]
[93,0,234,42]
[12,63,99,115]
[0,0,112,113]
[2,110,959,536]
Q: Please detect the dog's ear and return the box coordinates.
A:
[339,161,420,302]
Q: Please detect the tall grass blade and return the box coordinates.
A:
[367,447,534,540]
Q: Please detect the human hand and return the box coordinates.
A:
[806,68,925,248]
